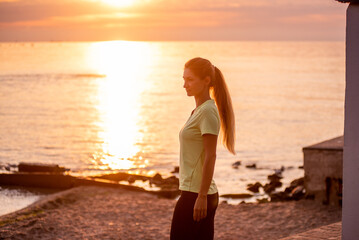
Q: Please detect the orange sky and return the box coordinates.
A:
[0,0,348,41]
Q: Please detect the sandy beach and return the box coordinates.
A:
[0,185,341,239]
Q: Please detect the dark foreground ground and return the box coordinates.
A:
[0,186,341,240]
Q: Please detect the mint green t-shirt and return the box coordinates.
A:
[178,99,220,194]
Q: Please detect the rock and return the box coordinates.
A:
[263,183,276,194]
[257,198,269,203]
[231,161,241,169]
[220,193,253,199]
[290,185,305,200]
[127,175,136,184]
[149,175,179,190]
[284,186,294,194]
[283,177,304,194]
[247,182,262,193]
[270,192,292,202]
[153,173,163,181]
[5,166,11,171]
[264,173,283,193]
[18,162,67,173]
[164,176,178,183]
[240,201,246,204]
[290,177,304,188]
[270,181,282,188]
[171,166,179,173]
[246,163,256,169]
[163,176,179,186]
[263,181,282,194]
[298,165,304,169]
[267,173,283,182]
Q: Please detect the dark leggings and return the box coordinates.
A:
[170,190,219,240]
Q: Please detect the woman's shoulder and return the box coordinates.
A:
[197,101,219,117]
[199,100,218,112]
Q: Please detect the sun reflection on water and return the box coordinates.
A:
[88,40,154,172]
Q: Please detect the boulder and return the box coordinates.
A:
[284,186,294,194]
[283,177,304,194]
[267,173,283,182]
[290,185,305,200]
[247,182,262,193]
[290,177,304,188]
[164,176,179,185]
[246,163,256,169]
[263,179,282,194]
[270,180,282,188]
[149,174,179,190]
[127,175,136,184]
[171,166,179,173]
[150,173,163,185]
[18,162,67,173]
[263,183,276,194]
[270,192,292,202]
[231,161,241,169]
[153,173,163,181]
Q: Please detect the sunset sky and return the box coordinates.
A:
[0,0,348,41]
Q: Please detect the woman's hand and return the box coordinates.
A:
[193,194,207,221]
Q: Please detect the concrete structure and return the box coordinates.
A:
[342,1,359,239]
[303,136,343,206]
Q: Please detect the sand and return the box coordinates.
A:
[0,186,341,240]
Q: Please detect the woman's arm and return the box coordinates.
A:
[193,133,218,222]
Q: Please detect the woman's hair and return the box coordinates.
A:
[184,57,236,155]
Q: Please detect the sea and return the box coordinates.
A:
[0,41,345,215]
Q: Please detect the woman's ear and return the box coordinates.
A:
[204,76,211,86]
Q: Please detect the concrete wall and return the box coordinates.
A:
[303,137,343,206]
[343,3,359,239]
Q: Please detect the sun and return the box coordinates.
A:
[101,0,136,7]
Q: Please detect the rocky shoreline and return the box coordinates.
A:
[0,162,307,204]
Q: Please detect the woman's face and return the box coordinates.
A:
[182,68,209,97]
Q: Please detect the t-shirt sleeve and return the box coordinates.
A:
[199,108,220,136]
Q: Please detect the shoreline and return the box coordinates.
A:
[0,185,341,239]
[0,163,308,218]
[0,162,306,204]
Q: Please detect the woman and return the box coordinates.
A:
[170,57,236,240]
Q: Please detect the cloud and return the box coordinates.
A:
[0,0,348,41]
